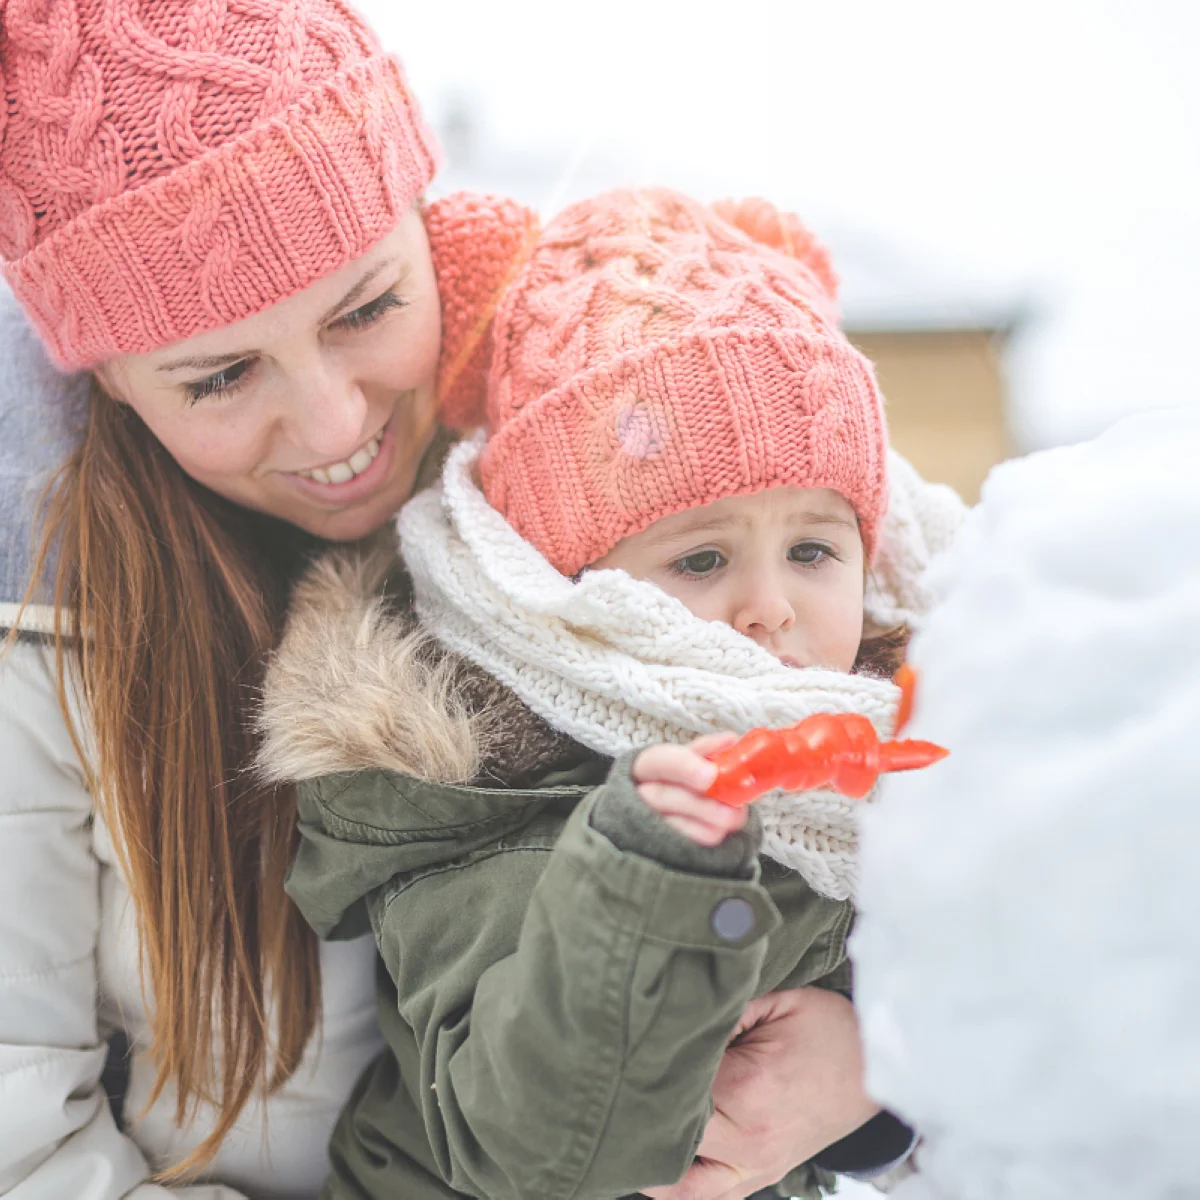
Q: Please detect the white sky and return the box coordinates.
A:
[359,0,1200,450]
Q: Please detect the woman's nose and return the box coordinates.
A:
[285,362,369,461]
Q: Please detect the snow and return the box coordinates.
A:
[359,0,1200,453]
[850,407,1200,1198]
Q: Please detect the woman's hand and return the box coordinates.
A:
[633,734,742,845]
[644,988,881,1200]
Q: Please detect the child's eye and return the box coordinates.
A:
[789,540,835,568]
[669,549,726,578]
[332,290,406,331]
[184,358,254,404]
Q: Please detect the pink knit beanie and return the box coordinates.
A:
[478,188,889,576]
[0,0,439,370]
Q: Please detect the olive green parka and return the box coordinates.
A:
[259,548,852,1200]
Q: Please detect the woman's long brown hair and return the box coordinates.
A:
[19,382,321,1177]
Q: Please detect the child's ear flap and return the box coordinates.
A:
[423,192,541,432]
[711,196,840,317]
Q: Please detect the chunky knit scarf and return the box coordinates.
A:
[399,436,965,900]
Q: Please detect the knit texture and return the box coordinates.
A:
[0,0,439,369]
[424,192,540,430]
[476,188,889,576]
[399,436,965,901]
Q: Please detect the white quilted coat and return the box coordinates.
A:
[0,635,386,1199]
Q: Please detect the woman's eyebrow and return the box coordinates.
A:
[155,258,402,374]
[157,349,252,374]
[317,257,398,325]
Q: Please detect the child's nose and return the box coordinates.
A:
[732,578,796,639]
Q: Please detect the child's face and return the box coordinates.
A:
[592,487,866,671]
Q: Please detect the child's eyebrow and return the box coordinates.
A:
[798,512,859,531]
[640,515,736,545]
[646,508,858,546]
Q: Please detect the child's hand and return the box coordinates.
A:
[632,733,747,846]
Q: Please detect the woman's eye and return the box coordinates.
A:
[184,358,254,403]
[789,541,833,567]
[332,290,405,331]
[670,549,726,578]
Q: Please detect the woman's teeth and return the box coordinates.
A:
[297,435,381,485]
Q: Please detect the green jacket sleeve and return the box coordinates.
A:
[372,769,781,1200]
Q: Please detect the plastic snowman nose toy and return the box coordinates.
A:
[704,664,948,807]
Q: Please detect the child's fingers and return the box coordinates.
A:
[688,731,740,758]
[637,781,749,837]
[638,781,748,825]
[662,814,731,846]
[633,743,754,846]
[633,743,720,793]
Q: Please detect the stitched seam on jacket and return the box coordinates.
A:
[817,901,855,979]
[541,847,655,1198]
[0,1053,91,1078]
[0,1053,107,1085]
[315,779,588,843]
[377,842,556,908]
[320,803,549,846]
[557,869,654,1198]
[0,950,92,985]
[0,809,87,823]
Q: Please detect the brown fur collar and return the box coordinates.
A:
[257,541,586,787]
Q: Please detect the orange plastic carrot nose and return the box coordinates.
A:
[876,738,950,773]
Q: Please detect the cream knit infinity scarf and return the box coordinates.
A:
[399,436,965,900]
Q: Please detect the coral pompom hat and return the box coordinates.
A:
[477,188,889,576]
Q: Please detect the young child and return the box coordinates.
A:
[259,189,961,1200]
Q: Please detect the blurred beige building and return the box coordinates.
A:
[848,325,1017,505]
[832,237,1028,505]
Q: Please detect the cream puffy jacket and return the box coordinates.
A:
[0,631,386,1199]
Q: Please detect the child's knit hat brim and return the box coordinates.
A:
[481,324,886,577]
[478,188,889,575]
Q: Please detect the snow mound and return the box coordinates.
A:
[851,408,1200,1200]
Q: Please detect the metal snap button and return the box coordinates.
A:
[710,896,755,941]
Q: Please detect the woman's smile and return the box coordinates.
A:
[279,402,403,510]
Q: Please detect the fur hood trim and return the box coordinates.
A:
[257,544,484,785]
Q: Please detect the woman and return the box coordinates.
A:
[0,3,953,1197]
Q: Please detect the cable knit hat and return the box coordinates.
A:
[0,0,439,369]
[477,188,889,577]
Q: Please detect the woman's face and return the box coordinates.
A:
[100,207,442,541]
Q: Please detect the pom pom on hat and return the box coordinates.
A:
[425,192,541,432]
[711,196,841,323]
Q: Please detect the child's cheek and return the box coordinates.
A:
[812,577,868,672]
[648,573,722,624]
